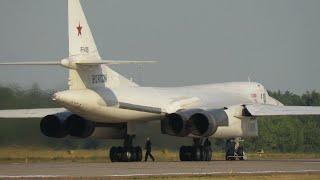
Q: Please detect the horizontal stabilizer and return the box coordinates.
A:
[76,60,157,65]
[0,61,60,65]
[0,59,156,67]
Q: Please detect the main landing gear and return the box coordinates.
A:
[225,138,247,161]
[109,135,143,162]
[179,138,212,161]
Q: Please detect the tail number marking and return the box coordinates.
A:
[80,47,89,54]
[92,75,105,84]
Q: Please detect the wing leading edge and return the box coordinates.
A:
[245,104,320,117]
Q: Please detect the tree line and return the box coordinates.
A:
[0,84,319,152]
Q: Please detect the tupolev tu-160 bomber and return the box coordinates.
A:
[0,0,320,164]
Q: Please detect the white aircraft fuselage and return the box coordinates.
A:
[53,81,280,138]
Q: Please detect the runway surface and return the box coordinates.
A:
[0,159,320,178]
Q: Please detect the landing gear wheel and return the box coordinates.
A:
[109,146,142,162]
[116,146,123,161]
[192,146,202,161]
[179,138,213,162]
[180,146,193,161]
[182,146,194,161]
[123,148,132,162]
[180,145,212,161]
[109,146,117,162]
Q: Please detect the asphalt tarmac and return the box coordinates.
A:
[0,159,319,178]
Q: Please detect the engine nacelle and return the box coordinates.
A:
[66,115,95,138]
[40,112,72,138]
[189,109,228,137]
[41,112,127,139]
[162,109,229,137]
[161,109,201,137]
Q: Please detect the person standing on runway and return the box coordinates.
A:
[144,137,155,162]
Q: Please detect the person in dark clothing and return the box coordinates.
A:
[144,137,155,162]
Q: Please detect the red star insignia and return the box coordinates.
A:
[76,23,82,36]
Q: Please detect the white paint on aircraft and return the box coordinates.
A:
[0,0,320,140]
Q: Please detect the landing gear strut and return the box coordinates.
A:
[225,137,247,161]
[179,138,212,161]
[109,135,142,162]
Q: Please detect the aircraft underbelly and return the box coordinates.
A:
[69,104,163,123]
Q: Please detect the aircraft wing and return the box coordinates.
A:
[0,60,156,66]
[0,108,66,119]
[117,101,320,117]
[245,104,320,117]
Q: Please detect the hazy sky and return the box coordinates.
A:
[0,0,319,93]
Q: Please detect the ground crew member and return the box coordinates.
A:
[144,137,155,162]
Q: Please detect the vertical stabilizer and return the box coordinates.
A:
[67,0,137,90]
[68,0,100,60]
[68,0,102,90]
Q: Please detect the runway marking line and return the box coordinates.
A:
[304,162,320,164]
[0,169,319,178]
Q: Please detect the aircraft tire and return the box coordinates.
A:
[180,146,213,161]
[186,146,194,161]
[180,146,194,161]
[109,146,117,162]
[110,146,142,162]
[124,148,133,162]
[116,146,123,162]
[192,146,202,161]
